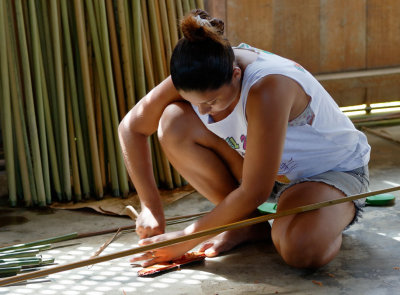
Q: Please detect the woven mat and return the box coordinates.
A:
[50,185,195,217]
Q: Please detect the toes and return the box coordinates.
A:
[199,241,214,252]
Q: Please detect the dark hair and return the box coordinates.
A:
[170,9,235,92]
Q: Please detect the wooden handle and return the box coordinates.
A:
[124,205,139,220]
[1,185,399,286]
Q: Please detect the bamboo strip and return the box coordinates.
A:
[140,5,155,90]
[28,0,52,204]
[93,62,106,188]
[65,72,82,201]
[0,0,16,206]
[182,0,191,15]
[105,0,126,118]
[85,0,120,196]
[189,0,196,10]
[158,0,173,71]
[60,0,90,198]
[175,0,184,37]
[116,0,135,110]
[49,0,72,201]
[154,0,169,76]
[15,0,46,206]
[166,0,179,47]
[6,0,38,205]
[132,0,146,99]
[73,0,103,198]
[195,0,205,10]
[2,186,399,286]
[98,0,129,197]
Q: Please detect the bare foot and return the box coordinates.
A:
[199,222,271,257]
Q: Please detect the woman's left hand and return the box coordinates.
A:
[130,230,198,267]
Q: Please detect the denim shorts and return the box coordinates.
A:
[271,166,370,228]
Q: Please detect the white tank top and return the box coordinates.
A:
[192,43,370,183]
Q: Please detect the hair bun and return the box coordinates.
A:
[180,9,226,43]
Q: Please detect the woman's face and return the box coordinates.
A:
[179,67,242,116]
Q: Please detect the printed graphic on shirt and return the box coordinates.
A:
[240,135,247,150]
[294,63,306,72]
[278,158,297,175]
[226,137,240,149]
[225,135,247,157]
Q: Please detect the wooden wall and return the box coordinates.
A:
[204,0,400,107]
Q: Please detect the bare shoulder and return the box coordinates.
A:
[246,75,309,121]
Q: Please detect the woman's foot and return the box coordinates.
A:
[199,222,271,257]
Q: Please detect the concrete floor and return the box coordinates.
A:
[0,127,400,294]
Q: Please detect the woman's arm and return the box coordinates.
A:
[118,76,182,238]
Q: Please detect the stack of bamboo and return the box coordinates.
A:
[0,0,204,207]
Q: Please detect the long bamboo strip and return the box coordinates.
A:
[147,0,166,83]
[93,62,106,188]
[85,0,120,196]
[132,0,146,99]
[175,0,184,38]
[140,3,155,90]
[73,0,103,198]
[117,0,135,110]
[4,3,32,206]
[166,0,179,47]
[159,0,173,72]
[189,0,196,9]
[182,0,191,15]
[15,0,46,206]
[2,186,399,286]
[49,0,72,201]
[60,0,90,198]
[154,0,169,76]
[124,0,134,86]
[195,0,205,10]
[105,0,126,118]
[28,0,52,204]
[65,72,82,201]
[39,0,61,174]
[6,0,38,205]
[0,0,16,206]
[98,0,129,197]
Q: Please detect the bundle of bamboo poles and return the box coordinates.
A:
[0,0,204,207]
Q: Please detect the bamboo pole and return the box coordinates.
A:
[15,0,46,206]
[166,0,179,47]
[49,0,72,201]
[28,0,52,204]
[105,0,127,118]
[65,72,82,201]
[85,0,120,196]
[195,0,205,10]
[4,1,32,206]
[1,186,399,286]
[154,0,169,76]
[73,0,103,198]
[175,0,184,38]
[0,0,16,206]
[158,0,173,71]
[98,0,129,197]
[117,0,135,110]
[60,0,90,198]
[132,0,146,99]
[182,0,191,15]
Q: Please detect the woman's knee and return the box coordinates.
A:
[157,102,194,146]
[272,219,342,269]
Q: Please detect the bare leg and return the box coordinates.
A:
[272,182,356,268]
[158,102,270,255]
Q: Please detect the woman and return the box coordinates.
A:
[118,9,370,268]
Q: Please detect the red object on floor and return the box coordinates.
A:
[137,251,206,277]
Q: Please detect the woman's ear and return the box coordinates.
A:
[232,66,242,82]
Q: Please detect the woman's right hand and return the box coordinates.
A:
[136,207,166,239]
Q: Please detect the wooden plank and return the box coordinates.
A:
[273,0,320,73]
[367,0,400,68]
[320,0,366,73]
[226,0,273,48]
[327,89,367,107]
